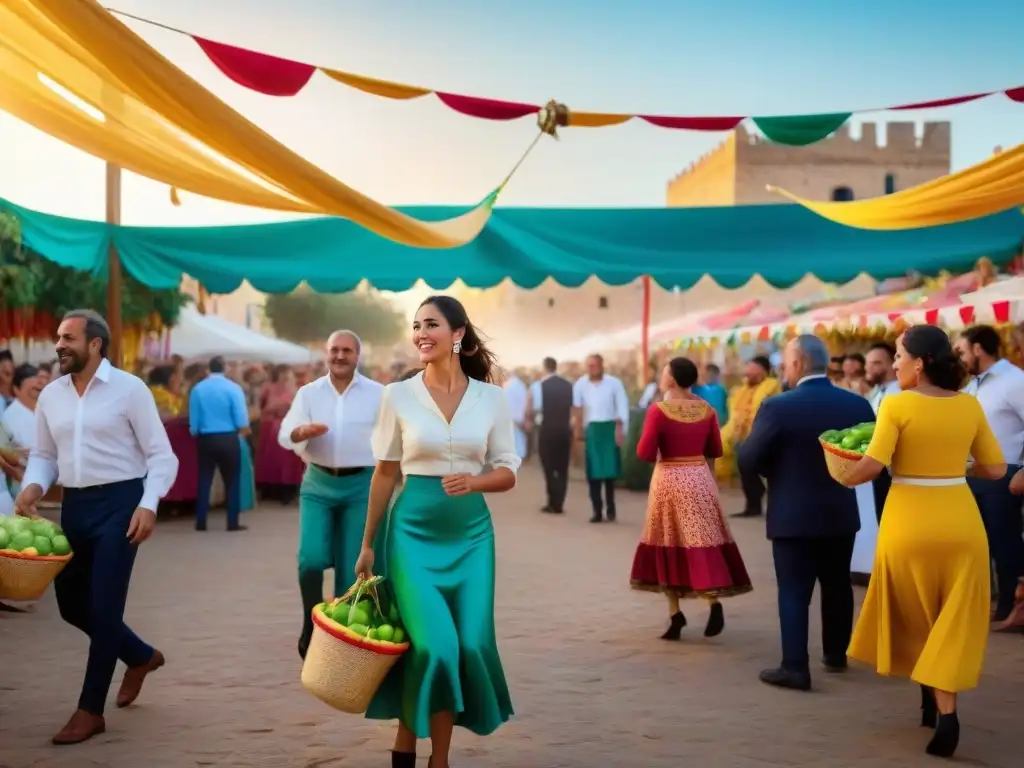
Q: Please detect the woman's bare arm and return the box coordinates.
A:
[360,460,401,549]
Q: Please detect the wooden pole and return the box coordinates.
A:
[105,162,123,367]
[640,275,652,389]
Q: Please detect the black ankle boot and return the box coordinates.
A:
[391,750,416,768]
[920,685,937,728]
[661,611,687,640]
[926,712,959,758]
[704,602,725,637]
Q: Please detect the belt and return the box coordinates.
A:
[312,464,369,477]
[891,476,966,487]
[658,456,707,465]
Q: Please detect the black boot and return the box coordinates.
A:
[704,602,725,637]
[392,750,416,768]
[661,611,687,640]
[925,712,959,758]
[920,685,937,728]
[298,570,324,660]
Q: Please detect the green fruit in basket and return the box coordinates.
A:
[375,624,395,642]
[10,530,34,552]
[6,517,29,536]
[50,535,71,556]
[366,627,379,640]
[330,602,350,624]
[347,623,370,637]
[0,527,9,549]
[348,605,371,627]
[29,518,54,537]
[32,536,53,556]
[839,435,859,450]
[392,627,405,644]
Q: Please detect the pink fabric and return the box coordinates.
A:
[163,418,199,502]
[255,414,305,486]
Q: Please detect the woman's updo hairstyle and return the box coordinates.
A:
[901,324,967,392]
[419,295,498,383]
[668,356,699,389]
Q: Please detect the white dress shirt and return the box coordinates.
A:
[372,373,521,480]
[638,381,658,408]
[868,379,901,415]
[23,359,179,513]
[278,373,383,468]
[964,358,1024,465]
[503,376,527,425]
[572,375,630,429]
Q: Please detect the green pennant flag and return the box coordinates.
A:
[751,113,852,146]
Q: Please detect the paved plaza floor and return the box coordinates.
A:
[2,465,1021,767]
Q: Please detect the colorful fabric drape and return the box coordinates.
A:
[0,0,524,248]
[772,141,1024,229]
[3,193,1022,294]
[111,9,1024,146]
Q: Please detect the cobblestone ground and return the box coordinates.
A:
[2,465,1021,768]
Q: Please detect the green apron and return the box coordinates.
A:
[585,420,621,480]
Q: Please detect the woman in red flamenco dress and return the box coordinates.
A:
[630,357,753,640]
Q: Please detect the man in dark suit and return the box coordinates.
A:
[527,357,573,514]
[739,335,875,691]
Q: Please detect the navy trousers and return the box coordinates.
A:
[56,478,153,715]
[969,465,1024,620]
[772,535,855,673]
[196,432,242,529]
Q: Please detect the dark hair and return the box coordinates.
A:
[869,342,896,360]
[0,349,12,364]
[902,325,967,392]
[418,295,497,383]
[12,364,38,391]
[398,367,424,382]
[62,309,110,358]
[37,360,53,374]
[750,355,771,372]
[542,357,557,373]
[147,365,174,388]
[961,325,1001,358]
[845,352,866,366]
[705,363,720,375]
[208,356,226,374]
[668,357,699,389]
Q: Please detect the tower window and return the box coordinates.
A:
[884,173,896,195]
[598,296,609,309]
[831,186,854,202]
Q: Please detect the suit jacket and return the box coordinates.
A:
[539,375,573,437]
[738,376,875,540]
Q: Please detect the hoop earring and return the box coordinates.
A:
[453,340,462,354]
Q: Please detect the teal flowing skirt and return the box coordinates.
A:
[366,475,513,737]
[239,436,255,512]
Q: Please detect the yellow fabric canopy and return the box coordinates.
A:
[770,141,1024,230]
[0,0,503,248]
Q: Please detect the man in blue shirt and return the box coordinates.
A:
[693,363,728,426]
[189,356,249,532]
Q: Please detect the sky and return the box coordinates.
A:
[3,0,1024,318]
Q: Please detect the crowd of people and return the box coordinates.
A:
[2,302,1023,763]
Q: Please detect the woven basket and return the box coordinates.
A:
[300,606,410,713]
[820,439,863,485]
[0,550,72,601]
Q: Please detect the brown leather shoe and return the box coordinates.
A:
[116,649,165,708]
[52,709,105,745]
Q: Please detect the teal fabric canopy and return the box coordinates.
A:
[2,195,1022,294]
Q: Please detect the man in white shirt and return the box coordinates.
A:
[864,342,901,522]
[278,330,384,659]
[572,354,629,523]
[503,370,528,460]
[956,325,1024,625]
[15,309,178,745]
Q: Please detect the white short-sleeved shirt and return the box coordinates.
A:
[372,373,521,480]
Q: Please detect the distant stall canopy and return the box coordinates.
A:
[3,195,1023,295]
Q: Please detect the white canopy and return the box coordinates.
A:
[167,307,313,364]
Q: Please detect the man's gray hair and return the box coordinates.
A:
[328,329,362,355]
[795,334,830,374]
[63,308,110,358]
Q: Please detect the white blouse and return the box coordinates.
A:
[372,373,521,481]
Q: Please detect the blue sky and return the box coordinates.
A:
[2,0,1024,227]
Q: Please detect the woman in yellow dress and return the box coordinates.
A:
[843,325,1006,759]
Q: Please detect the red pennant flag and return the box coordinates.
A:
[887,312,902,322]
[958,305,976,325]
[924,309,940,325]
[194,37,316,97]
[993,300,1011,323]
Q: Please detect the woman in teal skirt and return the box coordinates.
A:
[355,295,520,768]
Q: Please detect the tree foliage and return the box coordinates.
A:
[264,287,405,346]
[0,211,190,330]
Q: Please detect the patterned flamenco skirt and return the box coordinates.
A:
[630,460,753,598]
